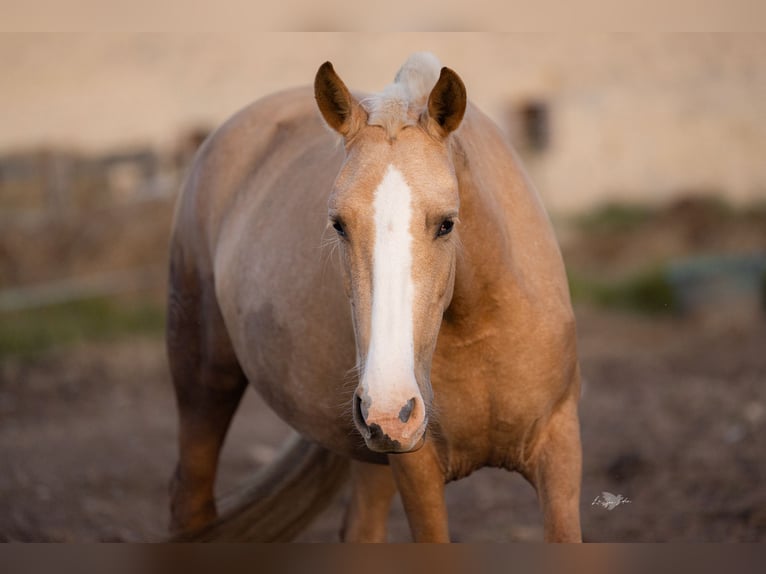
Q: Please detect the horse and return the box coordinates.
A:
[166,52,582,542]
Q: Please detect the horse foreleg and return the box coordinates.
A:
[388,442,450,542]
[341,460,397,542]
[527,398,582,542]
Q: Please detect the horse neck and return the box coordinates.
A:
[445,150,513,324]
[444,131,565,327]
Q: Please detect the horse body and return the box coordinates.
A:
[168,55,581,542]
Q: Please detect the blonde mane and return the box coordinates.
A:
[361,52,442,137]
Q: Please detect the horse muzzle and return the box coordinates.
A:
[353,391,428,453]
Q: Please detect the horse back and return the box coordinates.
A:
[169,87,336,277]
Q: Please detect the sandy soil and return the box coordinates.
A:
[1,305,764,542]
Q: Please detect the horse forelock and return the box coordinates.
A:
[361,52,442,138]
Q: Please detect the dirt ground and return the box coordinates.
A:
[1,304,764,543]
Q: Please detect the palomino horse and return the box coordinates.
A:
[167,52,582,542]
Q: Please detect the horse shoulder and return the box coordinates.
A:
[445,105,579,419]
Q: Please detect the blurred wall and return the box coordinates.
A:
[1,33,764,213]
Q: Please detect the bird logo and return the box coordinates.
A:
[591,491,631,510]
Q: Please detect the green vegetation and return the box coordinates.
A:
[568,267,678,315]
[0,296,165,358]
[566,196,766,315]
[574,196,749,234]
[761,270,766,310]
[575,202,655,233]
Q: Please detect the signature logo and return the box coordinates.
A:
[591,491,632,510]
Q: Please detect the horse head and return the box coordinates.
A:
[315,54,467,453]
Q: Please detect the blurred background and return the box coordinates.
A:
[1,33,764,542]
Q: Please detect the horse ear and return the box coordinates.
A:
[426,67,467,138]
[315,62,364,138]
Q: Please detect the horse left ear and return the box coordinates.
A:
[426,67,467,138]
[315,61,365,139]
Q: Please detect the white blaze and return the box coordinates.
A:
[362,164,418,413]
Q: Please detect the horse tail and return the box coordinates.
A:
[172,434,349,542]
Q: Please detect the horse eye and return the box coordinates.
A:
[437,219,454,237]
[332,220,346,237]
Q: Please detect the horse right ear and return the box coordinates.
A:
[315,62,365,138]
[426,67,467,138]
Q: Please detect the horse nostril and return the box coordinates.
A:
[353,393,371,438]
[398,397,416,423]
